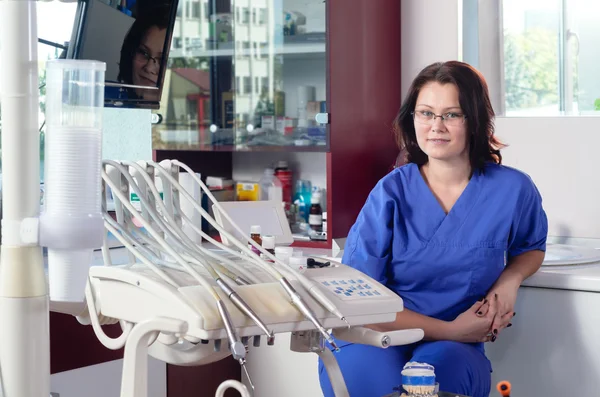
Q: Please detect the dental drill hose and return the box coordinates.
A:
[216,300,254,390]
[157,161,344,346]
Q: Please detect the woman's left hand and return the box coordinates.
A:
[476,282,519,340]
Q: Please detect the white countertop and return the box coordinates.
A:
[522,261,600,292]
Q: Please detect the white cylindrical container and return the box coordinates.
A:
[262,235,276,251]
[179,171,202,244]
[288,256,307,272]
[40,60,106,302]
[274,246,294,265]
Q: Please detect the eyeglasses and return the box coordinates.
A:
[412,110,466,126]
[135,48,162,65]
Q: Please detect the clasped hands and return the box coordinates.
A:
[448,287,517,344]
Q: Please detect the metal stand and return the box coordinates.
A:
[290,330,350,397]
[0,2,49,396]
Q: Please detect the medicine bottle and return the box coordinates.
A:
[262,235,276,255]
[309,193,323,231]
[249,225,262,254]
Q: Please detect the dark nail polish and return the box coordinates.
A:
[492,336,497,342]
[483,298,488,304]
[513,312,516,316]
[477,311,483,316]
[493,329,498,335]
[507,323,512,327]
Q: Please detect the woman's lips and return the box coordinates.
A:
[140,76,156,85]
[427,138,450,144]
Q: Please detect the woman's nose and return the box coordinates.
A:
[431,115,446,130]
[145,60,160,75]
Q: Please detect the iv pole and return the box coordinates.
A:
[0,1,51,396]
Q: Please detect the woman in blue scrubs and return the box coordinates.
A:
[319,61,548,397]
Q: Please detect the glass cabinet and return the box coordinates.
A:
[153,0,328,152]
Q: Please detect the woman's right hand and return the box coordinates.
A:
[447,296,497,343]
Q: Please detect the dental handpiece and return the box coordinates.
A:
[216,299,254,391]
[279,278,339,351]
[215,278,274,342]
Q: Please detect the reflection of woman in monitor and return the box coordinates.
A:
[117,8,169,101]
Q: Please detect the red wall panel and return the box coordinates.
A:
[328,0,402,240]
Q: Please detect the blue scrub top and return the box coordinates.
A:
[343,162,548,325]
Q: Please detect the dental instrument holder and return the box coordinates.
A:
[291,327,425,397]
[39,59,106,302]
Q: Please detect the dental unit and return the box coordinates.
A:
[0,1,425,397]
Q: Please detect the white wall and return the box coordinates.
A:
[496,117,600,239]
[401,0,600,240]
[400,0,460,99]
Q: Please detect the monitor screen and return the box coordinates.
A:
[68,0,179,109]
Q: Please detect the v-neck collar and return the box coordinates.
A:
[411,163,483,242]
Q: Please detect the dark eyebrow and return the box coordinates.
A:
[415,104,462,111]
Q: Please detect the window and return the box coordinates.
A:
[190,38,202,49]
[173,37,182,49]
[177,4,182,17]
[255,77,259,93]
[243,77,251,95]
[260,42,267,58]
[242,7,250,24]
[261,77,268,93]
[502,0,561,115]
[185,2,190,17]
[237,77,242,93]
[259,9,267,25]
[236,7,240,22]
[252,8,257,25]
[465,0,600,116]
[204,2,209,19]
[192,2,200,19]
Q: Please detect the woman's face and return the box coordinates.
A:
[132,25,166,101]
[414,82,469,164]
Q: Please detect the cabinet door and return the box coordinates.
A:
[153,0,328,153]
[231,0,328,152]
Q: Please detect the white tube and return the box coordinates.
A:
[215,380,250,397]
[0,2,49,397]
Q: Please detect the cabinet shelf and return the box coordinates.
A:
[170,39,326,59]
[153,142,328,153]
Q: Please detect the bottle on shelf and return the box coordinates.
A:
[258,168,283,202]
[309,192,323,231]
[293,179,312,222]
[322,211,327,234]
[274,160,293,211]
[262,235,276,255]
[249,225,262,255]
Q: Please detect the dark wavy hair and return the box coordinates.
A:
[393,61,505,172]
[117,5,170,87]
